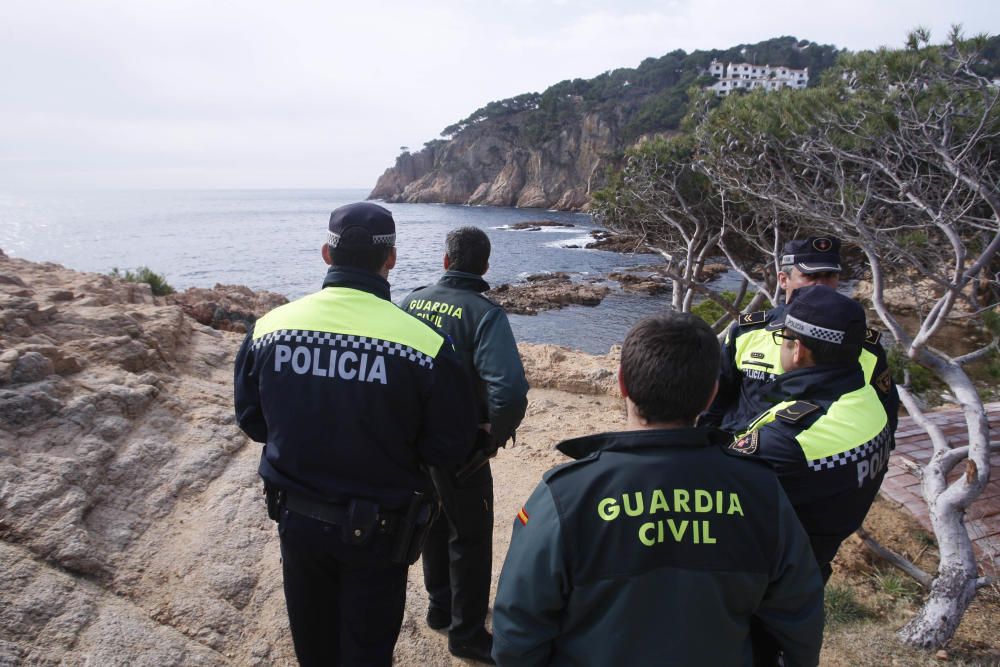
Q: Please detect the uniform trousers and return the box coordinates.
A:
[278,507,408,667]
[422,462,494,641]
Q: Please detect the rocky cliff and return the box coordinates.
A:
[369,108,615,210]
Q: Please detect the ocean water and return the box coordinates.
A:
[0,188,696,354]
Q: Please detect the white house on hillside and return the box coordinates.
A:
[708,59,809,95]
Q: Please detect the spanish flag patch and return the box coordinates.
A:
[517,507,529,525]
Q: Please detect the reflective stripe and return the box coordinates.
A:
[796,385,887,460]
[734,328,783,375]
[859,347,877,382]
[252,287,444,358]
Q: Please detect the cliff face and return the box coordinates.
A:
[370,109,616,211]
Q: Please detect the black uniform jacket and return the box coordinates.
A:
[234,267,476,509]
[735,364,892,567]
[492,428,824,667]
[703,304,899,435]
[401,270,528,447]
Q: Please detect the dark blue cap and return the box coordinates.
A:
[328,202,396,249]
[768,285,865,345]
[780,237,841,274]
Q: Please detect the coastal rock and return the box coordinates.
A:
[0,251,292,664]
[167,284,288,333]
[508,220,575,231]
[487,274,609,315]
[517,343,620,396]
[585,230,656,254]
[369,110,613,211]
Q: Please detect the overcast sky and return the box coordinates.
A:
[1,0,997,191]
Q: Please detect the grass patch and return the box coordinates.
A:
[869,568,920,602]
[825,583,871,625]
[109,266,175,296]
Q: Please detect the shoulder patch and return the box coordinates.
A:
[738,310,767,327]
[516,506,529,525]
[775,401,821,424]
[729,431,759,455]
[875,368,893,394]
[865,328,882,345]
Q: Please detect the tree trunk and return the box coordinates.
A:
[897,556,979,648]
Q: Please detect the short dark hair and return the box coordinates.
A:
[329,227,393,272]
[446,226,491,275]
[795,335,860,367]
[621,312,720,424]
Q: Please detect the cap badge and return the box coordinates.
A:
[813,238,833,252]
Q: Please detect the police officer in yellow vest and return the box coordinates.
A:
[702,237,898,435]
[234,202,475,666]
[493,313,824,666]
[731,285,892,581]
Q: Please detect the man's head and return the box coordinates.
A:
[322,202,397,276]
[619,312,720,427]
[777,236,841,302]
[769,285,866,371]
[444,226,491,275]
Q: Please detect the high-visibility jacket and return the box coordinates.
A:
[702,304,899,435]
[234,266,475,509]
[732,364,891,569]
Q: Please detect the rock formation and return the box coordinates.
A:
[486,273,610,315]
[369,110,614,211]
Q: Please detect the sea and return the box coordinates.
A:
[0,188,720,354]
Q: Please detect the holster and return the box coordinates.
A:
[389,491,440,565]
[264,483,284,522]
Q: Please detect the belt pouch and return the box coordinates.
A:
[343,499,379,546]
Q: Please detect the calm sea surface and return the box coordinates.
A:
[0,188,722,354]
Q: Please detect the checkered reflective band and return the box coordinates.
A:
[253,330,433,368]
[785,314,845,344]
[326,231,396,248]
[806,426,892,471]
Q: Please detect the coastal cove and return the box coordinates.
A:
[0,188,694,354]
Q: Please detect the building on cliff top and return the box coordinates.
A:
[707,59,808,96]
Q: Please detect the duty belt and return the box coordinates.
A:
[283,490,396,535]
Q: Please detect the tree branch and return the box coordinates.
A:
[856,527,934,588]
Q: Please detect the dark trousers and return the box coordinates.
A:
[422,463,494,641]
[278,508,408,667]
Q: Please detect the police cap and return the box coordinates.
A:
[328,202,396,249]
[780,237,841,274]
[768,285,865,346]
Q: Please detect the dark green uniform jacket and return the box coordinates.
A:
[734,364,891,569]
[702,304,899,435]
[401,270,528,446]
[492,428,824,667]
[233,267,476,509]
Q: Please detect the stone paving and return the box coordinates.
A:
[880,402,1000,574]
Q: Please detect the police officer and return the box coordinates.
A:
[732,285,892,582]
[401,226,529,664]
[492,313,824,667]
[234,202,475,666]
[701,236,899,435]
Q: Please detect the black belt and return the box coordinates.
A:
[283,491,395,534]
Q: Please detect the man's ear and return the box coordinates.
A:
[322,244,332,266]
[702,379,719,413]
[443,253,450,271]
[777,270,789,291]
[793,339,811,366]
[618,365,628,398]
[384,247,397,272]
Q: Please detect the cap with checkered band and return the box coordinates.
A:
[768,285,865,346]
[327,202,396,249]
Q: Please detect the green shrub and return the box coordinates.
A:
[691,290,754,325]
[109,266,175,296]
